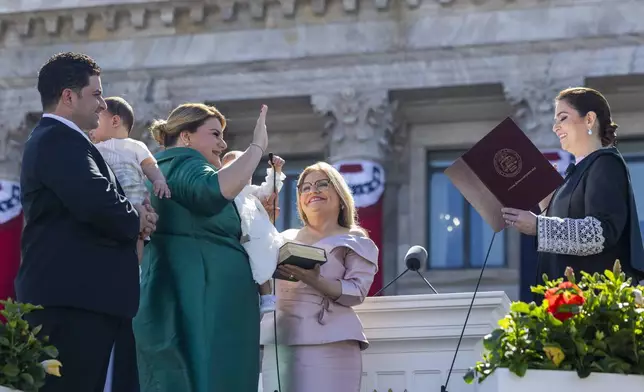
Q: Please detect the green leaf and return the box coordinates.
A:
[20,372,35,385]
[2,363,20,377]
[510,302,532,314]
[463,369,476,384]
[31,324,42,336]
[42,345,59,358]
[483,329,505,351]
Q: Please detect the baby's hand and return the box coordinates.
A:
[270,155,285,172]
[153,180,171,199]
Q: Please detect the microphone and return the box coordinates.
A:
[404,245,426,271]
[373,245,438,296]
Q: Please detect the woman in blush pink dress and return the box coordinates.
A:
[260,161,379,392]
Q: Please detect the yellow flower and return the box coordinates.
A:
[41,360,62,377]
[543,345,565,367]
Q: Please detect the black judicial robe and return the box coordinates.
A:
[536,147,644,284]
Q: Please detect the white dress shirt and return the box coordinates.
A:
[42,113,90,141]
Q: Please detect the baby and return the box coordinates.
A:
[221,151,285,314]
[90,97,171,263]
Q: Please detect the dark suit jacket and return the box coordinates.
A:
[17,117,141,319]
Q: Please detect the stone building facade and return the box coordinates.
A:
[2,0,644,300]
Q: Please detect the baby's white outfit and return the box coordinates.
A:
[97,138,155,392]
[234,168,286,287]
[94,138,155,205]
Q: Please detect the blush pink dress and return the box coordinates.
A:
[260,231,379,392]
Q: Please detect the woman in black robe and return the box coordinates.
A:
[502,87,644,283]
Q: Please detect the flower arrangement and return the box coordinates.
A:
[464,260,644,385]
[0,299,62,392]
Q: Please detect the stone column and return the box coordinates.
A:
[503,76,586,148]
[311,88,397,162]
[311,88,400,296]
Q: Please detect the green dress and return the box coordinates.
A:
[133,147,260,392]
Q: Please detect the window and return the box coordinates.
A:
[427,152,506,269]
[624,156,644,242]
[616,141,644,243]
[252,158,320,232]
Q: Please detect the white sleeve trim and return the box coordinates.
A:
[537,215,605,256]
[253,168,286,200]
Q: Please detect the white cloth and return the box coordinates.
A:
[94,138,155,205]
[234,168,286,285]
[42,113,90,141]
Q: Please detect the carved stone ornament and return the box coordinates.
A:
[503,76,584,148]
[0,114,31,182]
[132,100,175,154]
[311,88,398,163]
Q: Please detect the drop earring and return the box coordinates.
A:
[588,129,593,135]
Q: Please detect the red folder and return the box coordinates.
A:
[444,117,563,232]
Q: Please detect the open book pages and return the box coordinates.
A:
[278,242,327,264]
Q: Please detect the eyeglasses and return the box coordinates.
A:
[298,179,330,194]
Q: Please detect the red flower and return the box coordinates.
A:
[544,281,585,321]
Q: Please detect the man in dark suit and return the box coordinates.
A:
[17,52,157,392]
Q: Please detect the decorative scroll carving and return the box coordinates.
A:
[311,89,398,162]
[503,76,585,148]
[0,114,33,182]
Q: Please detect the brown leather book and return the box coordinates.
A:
[444,117,564,232]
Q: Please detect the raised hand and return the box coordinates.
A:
[270,155,285,172]
[252,105,268,153]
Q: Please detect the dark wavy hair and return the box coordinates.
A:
[555,87,618,147]
[37,52,101,111]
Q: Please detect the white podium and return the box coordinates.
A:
[354,291,511,392]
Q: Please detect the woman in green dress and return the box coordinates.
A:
[133,103,272,392]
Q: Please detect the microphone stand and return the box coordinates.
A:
[373,259,438,296]
[268,152,282,392]
[441,232,497,392]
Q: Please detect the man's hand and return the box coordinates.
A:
[135,201,158,237]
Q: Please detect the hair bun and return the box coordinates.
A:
[601,121,618,147]
[149,119,168,146]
